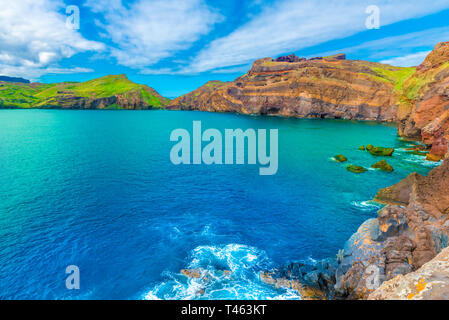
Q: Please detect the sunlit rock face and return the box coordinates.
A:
[368,246,449,300]
[334,160,449,299]
[168,55,401,122]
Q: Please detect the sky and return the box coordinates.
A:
[1,0,449,98]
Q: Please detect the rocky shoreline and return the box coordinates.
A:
[172,42,449,300]
[261,157,448,300]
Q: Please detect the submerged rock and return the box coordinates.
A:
[333,154,348,162]
[369,146,395,156]
[260,272,327,300]
[407,150,428,157]
[426,153,443,162]
[346,165,367,173]
[181,269,202,278]
[371,160,394,172]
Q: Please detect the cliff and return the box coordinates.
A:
[397,42,449,161]
[168,54,404,122]
[169,45,449,159]
[261,159,449,300]
[333,159,449,299]
[0,74,169,109]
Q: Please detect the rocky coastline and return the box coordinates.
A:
[172,43,449,300]
[3,37,449,299]
[179,43,448,300]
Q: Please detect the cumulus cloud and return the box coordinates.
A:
[182,0,449,73]
[85,0,223,68]
[0,0,104,79]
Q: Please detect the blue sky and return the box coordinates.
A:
[2,0,449,98]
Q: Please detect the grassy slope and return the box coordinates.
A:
[0,75,169,109]
[370,62,449,114]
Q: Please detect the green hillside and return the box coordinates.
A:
[0,75,169,109]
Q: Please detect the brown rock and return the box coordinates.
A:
[168,57,399,121]
[181,269,202,278]
[418,41,449,71]
[369,247,449,300]
[334,160,449,299]
[274,54,306,63]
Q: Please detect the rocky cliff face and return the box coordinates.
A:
[168,54,402,122]
[333,160,449,299]
[397,42,449,160]
[261,160,449,300]
[368,246,449,300]
[169,44,449,158]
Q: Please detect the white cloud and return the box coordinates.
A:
[309,26,449,66]
[321,27,449,58]
[182,0,449,73]
[0,0,104,79]
[86,0,223,68]
[380,51,432,67]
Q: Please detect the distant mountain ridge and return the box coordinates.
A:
[0,75,30,83]
[0,74,169,109]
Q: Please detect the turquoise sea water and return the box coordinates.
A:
[0,110,440,299]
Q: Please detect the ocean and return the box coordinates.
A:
[0,110,440,299]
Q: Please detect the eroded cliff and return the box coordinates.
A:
[168,54,403,122]
[169,44,449,159]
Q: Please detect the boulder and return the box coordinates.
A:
[333,154,348,162]
[346,165,367,173]
[426,153,443,162]
[359,145,366,151]
[181,269,202,278]
[369,146,395,156]
[369,247,449,300]
[371,160,394,172]
[274,54,305,63]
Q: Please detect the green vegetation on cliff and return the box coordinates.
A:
[0,75,169,109]
[371,66,416,93]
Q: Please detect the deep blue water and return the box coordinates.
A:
[0,110,440,299]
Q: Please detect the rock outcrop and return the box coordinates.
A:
[274,54,306,63]
[334,160,449,299]
[368,246,449,300]
[398,42,449,158]
[261,160,449,299]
